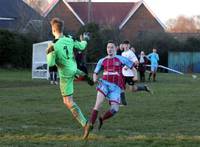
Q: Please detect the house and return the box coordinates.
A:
[45,0,84,35]
[0,0,42,32]
[45,0,165,40]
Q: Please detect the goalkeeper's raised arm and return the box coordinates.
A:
[74,34,88,51]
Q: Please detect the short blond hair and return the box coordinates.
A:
[50,17,64,33]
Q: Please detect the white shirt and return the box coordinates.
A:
[122,49,138,77]
[139,55,145,63]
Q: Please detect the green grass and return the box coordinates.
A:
[0,69,200,146]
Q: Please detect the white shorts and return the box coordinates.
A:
[151,65,158,72]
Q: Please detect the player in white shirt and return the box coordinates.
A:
[121,40,151,105]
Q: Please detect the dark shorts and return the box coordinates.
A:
[49,65,57,72]
[124,77,135,85]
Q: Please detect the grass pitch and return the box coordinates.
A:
[0,69,200,146]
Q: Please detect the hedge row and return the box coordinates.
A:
[1,24,200,68]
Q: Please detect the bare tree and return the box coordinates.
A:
[14,1,50,41]
[166,15,200,33]
[25,0,44,14]
[193,15,200,31]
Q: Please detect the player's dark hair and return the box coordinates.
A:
[50,18,64,33]
[123,40,130,44]
[107,40,116,45]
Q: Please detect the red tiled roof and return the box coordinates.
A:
[68,2,137,27]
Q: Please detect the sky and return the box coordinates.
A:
[84,0,200,24]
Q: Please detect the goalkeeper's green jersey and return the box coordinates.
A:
[52,35,87,78]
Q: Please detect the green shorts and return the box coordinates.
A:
[60,77,74,96]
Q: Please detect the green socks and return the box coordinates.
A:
[70,103,87,127]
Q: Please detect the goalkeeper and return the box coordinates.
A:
[46,17,89,138]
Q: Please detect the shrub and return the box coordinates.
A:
[0,29,35,68]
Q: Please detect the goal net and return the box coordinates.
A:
[32,41,52,79]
